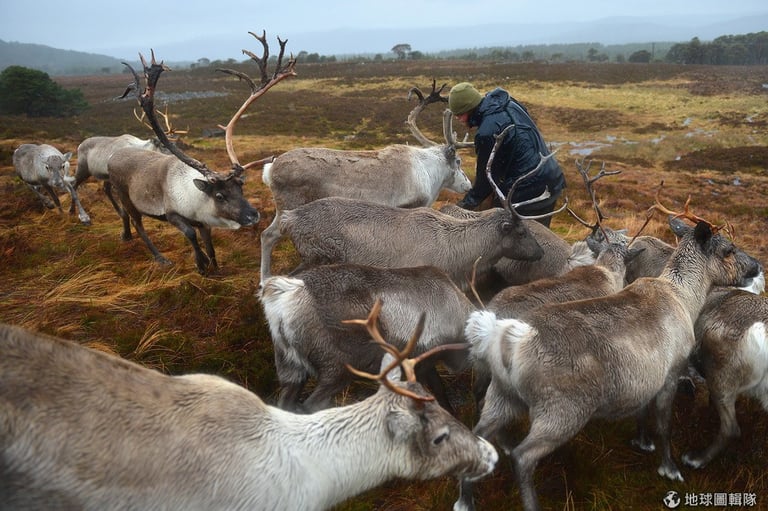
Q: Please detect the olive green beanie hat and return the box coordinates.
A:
[448,82,483,115]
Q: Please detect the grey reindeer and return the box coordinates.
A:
[278,131,565,291]
[260,263,476,413]
[107,33,292,274]
[13,143,91,225]
[682,278,767,469]
[72,133,166,215]
[454,193,764,511]
[259,81,472,285]
[0,302,497,511]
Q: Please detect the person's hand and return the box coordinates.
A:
[456,194,479,210]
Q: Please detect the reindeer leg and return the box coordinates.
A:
[167,213,210,274]
[682,387,740,469]
[302,369,352,413]
[105,182,133,240]
[454,380,525,511]
[259,212,283,285]
[274,345,308,412]
[26,183,55,209]
[125,205,171,266]
[630,404,656,453]
[42,184,63,212]
[511,403,591,511]
[652,371,685,481]
[198,225,218,271]
[63,181,91,225]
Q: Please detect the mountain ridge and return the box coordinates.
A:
[1,13,766,75]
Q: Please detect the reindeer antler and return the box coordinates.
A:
[406,80,473,149]
[215,30,296,175]
[567,158,621,240]
[485,125,568,220]
[122,51,214,179]
[133,104,188,140]
[406,79,447,147]
[646,180,727,235]
[342,299,467,403]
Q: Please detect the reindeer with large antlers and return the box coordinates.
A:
[106,31,295,274]
[455,190,764,511]
[0,301,497,510]
[259,80,472,285]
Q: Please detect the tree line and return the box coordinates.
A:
[665,32,768,65]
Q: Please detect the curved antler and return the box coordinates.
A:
[216,30,297,176]
[647,181,726,235]
[122,51,214,179]
[406,79,447,147]
[342,299,467,403]
[485,125,567,220]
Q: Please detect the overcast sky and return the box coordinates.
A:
[2,0,766,61]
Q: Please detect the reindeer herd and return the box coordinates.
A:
[3,31,767,511]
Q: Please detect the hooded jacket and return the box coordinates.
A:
[464,88,565,210]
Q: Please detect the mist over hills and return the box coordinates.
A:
[1,12,766,75]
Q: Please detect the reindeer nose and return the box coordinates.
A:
[241,208,260,226]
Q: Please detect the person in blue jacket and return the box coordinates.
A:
[448,82,566,227]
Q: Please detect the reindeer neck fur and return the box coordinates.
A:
[656,235,714,324]
[263,389,421,510]
[440,208,510,273]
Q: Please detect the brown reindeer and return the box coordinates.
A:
[107,31,293,274]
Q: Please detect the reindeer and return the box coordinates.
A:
[259,263,476,413]
[681,280,767,469]
[107,32,293,274]
[71,134,165,216]
[279,128,565,291]
[12,143,91,225]
[453,192,763,511]
[0,302,497,511]
[259,81,472,284]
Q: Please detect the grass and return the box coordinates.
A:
[1,59,767,510]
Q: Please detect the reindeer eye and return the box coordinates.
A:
[433,431,450,445]
[215,192,225,202]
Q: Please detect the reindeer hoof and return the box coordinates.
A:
[658,464,684,482]
[681,452,706,469]
[631,437,656,453]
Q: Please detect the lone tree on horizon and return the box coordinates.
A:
[391,43,412,59]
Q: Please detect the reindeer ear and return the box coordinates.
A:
[62,152,73,162]
[385,407,420,442]
[626,246,646,263]
[193,179,212,194]
[693,221,714,247]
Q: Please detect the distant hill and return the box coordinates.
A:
[0,40,127,76]
[2,11,767,76]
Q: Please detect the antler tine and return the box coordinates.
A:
[574,158,621,239]
[485,125,514,204]
[342,299,437,403]
[216,30,297,176]
[405,79,447,147]
[648,181,725,235]
[122,52,212,178]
